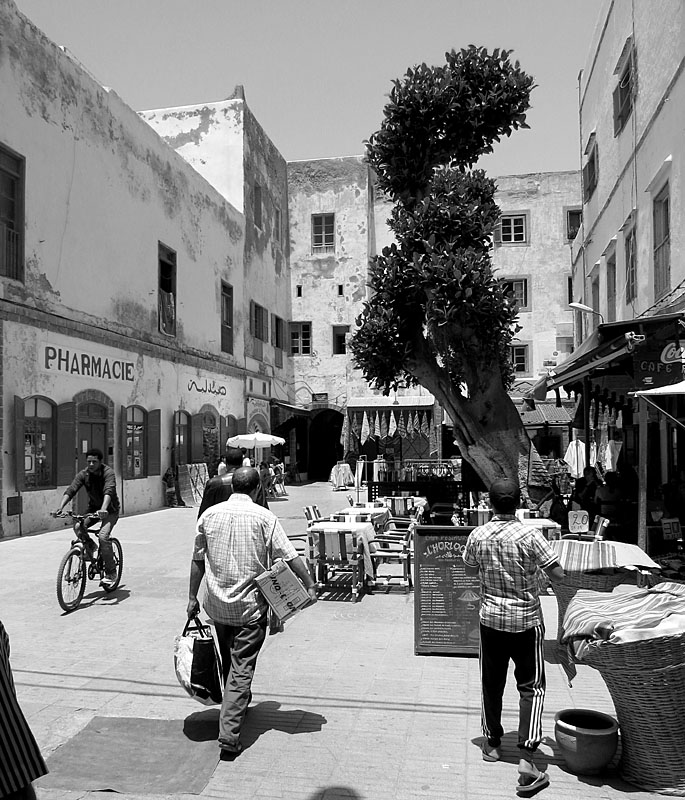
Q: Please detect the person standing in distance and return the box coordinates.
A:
[197,447,245,518]
[187,467,317,758]
[463,477,564,796]
[55,448,120,588]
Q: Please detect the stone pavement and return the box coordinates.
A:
[0,480,658,799]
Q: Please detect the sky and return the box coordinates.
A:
[14,0,601,177]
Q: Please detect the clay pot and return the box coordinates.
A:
[554,708,619,775]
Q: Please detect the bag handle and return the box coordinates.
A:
[182,615,212,638]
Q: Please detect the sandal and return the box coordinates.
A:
[516,762,549,796]
[481,740,501,762]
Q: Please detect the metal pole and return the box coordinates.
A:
[638,398,648,552]
[583,376,591,467]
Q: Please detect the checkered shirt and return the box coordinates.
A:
[463,514,559,632]
[192,493,298,626]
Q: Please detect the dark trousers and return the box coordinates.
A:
[479,623,546,752]
[213,616,267,750]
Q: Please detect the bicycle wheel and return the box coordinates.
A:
[56,547,87,612]
[101,537,123,593]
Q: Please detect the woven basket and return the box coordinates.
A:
[584,634,685,795]
[555,571,633,643]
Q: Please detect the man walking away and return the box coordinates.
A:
[187,467,318,758]
[463,478,564,796]
[198,447,268,518]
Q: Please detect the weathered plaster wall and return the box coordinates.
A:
[493,171,581,387]
[576,0,685,319]
[141,94,293,412]
[0,0,245,359]
[288,157,373,407]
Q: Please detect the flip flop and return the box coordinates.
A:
[516,770,549,796]
[481,740,501,762]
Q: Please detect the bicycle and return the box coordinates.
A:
[53,511,123,612]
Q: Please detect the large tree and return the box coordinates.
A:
[350,46,548,493]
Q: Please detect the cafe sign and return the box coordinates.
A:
[633,333,685,388]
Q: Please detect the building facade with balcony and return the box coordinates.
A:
[0,0,274,536]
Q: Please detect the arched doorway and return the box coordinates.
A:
[308,409,344,481]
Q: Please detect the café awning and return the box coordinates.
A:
[528,312,685,399]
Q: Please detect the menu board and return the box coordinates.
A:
[414,525,480,656]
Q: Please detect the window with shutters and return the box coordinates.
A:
[509,344,530,374]
[625,225,637,304]
[501,277,531,311]
[158,243,176,336]
[613,41,635,136]
[254,183,262,229]
[606,252,617,322]
[0,144,24,281]
[23,396,56,489]
[566,208,582,241]
[290,321,312,355]
[221,282,233,354]
[332,325,350,355]
[312,213,335,254]
[494,213,528,244]
[583,143,598,203]
[124,405,146,479]
[272,314,285,368]
[653,183,670,300]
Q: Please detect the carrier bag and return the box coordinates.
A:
[173,616,223,705]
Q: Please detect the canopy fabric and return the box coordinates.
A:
[632,379,685,396]
[346,395,434,408]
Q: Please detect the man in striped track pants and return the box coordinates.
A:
[0,619,48,800]
[463,478,565,796]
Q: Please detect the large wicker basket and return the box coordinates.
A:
[583,633,685,795]
[554,571,634,643]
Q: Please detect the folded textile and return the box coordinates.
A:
[559,582,685,682]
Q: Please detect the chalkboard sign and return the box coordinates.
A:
[414,525,481,656]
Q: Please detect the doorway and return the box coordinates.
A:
[76,402,108,513]
[308,409,343,481]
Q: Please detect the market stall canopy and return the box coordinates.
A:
[633,379,685,397]
[226,432,285,449]
[346,395,435,408]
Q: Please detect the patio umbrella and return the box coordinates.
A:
[226,432,285,450]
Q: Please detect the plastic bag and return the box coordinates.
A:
[174,616,223,705]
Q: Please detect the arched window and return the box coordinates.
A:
[125,405,146,479]
[24,396,56,489]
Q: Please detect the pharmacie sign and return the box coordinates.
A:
[633,333,685,388]
[42,344,135,382]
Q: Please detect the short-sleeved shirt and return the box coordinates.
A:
[64,464,120,514]
[192,493,297,626]
[463,514,558,632]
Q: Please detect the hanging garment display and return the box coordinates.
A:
[361,411,370,443]
[373,411,381,438]
[406,411,414,437]
[380,411,388,439]
[398,411,407,438]
[388,410,397,437]
[564,438,585,478]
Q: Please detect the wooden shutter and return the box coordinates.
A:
[190,413,204,463]
[14,396,25,492]
[120,406,128,478]
[612,85,621,135]
[271,313,276,346]
[220,415,228,457]
[249,301,255,336]
[147,409,161,476]
[56,402,76,486]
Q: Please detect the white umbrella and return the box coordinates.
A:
[226,432,285,449]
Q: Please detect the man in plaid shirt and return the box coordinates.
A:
[187,467,318,758]
[463,478,564,796]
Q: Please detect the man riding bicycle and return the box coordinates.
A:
[55,448,121,588]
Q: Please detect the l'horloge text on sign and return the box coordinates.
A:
[43,345,135,382]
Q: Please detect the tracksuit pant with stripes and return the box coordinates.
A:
[479,623,546,752]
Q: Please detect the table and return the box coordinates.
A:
[332,506,391,530]
[329,463,354,490]
[561,582,685,794]
[550,539,660,642]
[307,521,377,600]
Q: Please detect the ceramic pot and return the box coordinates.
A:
[554,708,619,775]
